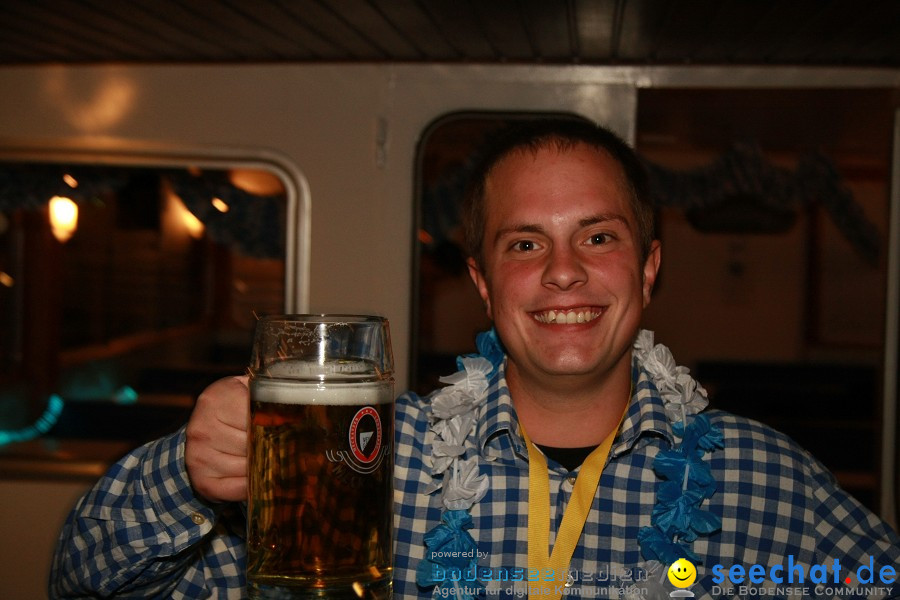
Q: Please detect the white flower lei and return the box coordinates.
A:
[423,355,493,509]
[420,329,720,600]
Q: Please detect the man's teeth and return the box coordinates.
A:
[534,308,600,324]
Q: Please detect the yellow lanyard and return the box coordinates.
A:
[520,408,625,600]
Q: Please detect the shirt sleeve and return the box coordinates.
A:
[704,412,900,599]
[807,457,900,596]
[48,425,245,599]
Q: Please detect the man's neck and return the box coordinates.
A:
[506,354,632,448]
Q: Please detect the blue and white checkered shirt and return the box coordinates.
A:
[51,361,900,599]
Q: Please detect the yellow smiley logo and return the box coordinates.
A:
[667,558,697,588]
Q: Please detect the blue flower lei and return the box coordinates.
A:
[416,329,723,599]
[632,329,725,566]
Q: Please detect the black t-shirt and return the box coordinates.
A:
[535,444,598,472]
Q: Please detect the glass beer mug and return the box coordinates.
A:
[247,315,394,599]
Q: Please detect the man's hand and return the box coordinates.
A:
[185,375,249,503]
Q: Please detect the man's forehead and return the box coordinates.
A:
[484,142,628,190]
[482,146,634,218]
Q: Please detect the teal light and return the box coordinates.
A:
[113,386,139,405]
[0,394,65,447]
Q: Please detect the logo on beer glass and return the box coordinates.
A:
[327,405,388,475]
[349,406,382,463]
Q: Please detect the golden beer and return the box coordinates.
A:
[247,375,393,599]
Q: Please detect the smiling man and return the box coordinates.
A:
[466,132,660,450]
[51,119,899,600]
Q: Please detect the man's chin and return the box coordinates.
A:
[518,345,633,380]
[533,355,605,378]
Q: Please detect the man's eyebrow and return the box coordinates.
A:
[579,213,631,229]
[492,223,545,245]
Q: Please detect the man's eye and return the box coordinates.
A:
[588,233,610,245]
[512,240,536,252]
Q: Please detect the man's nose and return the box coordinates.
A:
[541,245,587,290]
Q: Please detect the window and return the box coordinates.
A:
[0,157,297,448]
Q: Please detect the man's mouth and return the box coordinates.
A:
[532,307,601,324]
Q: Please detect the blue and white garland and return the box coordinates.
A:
[415,329,723,599]
[633,330,724,566]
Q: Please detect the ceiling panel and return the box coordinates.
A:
[228,0,325,58]
[419,0,498,60]
[323,0,422,58]
[0,0,896,67]
[617,0,669,62]
[275,0,385,59]
[471,0,535,61]
[106,0,237,59]
[370,0,453,59]
[572,0,618,61]
[667,0,766,63]
[519,0,572,60]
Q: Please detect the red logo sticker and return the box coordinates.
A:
[348,406,382,464]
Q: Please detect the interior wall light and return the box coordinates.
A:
[211,197,230,213]
[173,194,205,239]
[49,195,78,242]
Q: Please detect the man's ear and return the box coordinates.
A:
[642,240,661,307]
[467,257,493,320]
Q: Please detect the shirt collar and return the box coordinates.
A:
[475,362,526,458]
[614,359,675,455]
[474,357,675,459]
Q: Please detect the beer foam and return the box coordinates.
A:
[251,376,393,406]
